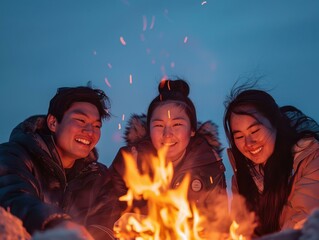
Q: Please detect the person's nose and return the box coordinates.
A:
[245,135,256,147]
[82,124,94,136]
[163,126,173,137]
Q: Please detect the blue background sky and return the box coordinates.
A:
[1,0,319,183]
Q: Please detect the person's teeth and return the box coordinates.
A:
[163,142,175,146]
[250,147,262,155]
[76,138,91,145]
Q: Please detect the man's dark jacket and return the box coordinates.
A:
[0,115,121,239]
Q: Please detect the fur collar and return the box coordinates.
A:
[11,115,98,163]
[124,114,223,155]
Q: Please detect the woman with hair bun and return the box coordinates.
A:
[110,78,227,214]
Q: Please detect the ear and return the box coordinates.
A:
[191,130,195,137]
[47,114,57,132]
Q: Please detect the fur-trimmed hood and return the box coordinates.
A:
[123,113,223,157]
[10,115,98,163]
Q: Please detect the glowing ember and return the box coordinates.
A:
[129,74,133,84]
[107,63,112,69]
[201,1,207,6]
[170,62,175,68]
[229,221,245,240]
[143,15,147,31]
[104,77,112,88]
[184,36,188,43]
[120,36,127,46]
[150,16,155,30]
[118,123,122,130]
[122,114,125,121]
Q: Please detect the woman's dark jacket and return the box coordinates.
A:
[109,114,227,212]
[0,115,121,239]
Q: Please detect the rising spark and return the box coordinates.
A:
[122,114,125,121]
[104,78,112,88]
[107,63,112,69]
[120,36,127,46]
[170,62,175,68]
[150,16,155,30]
[201,1,207,5]
[142,15,147,31]
[118,123,122,130]
[184,36,188,43]
[129,74,133,84]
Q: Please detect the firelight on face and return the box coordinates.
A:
[230,106,277,166]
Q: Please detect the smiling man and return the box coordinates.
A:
[0,86,121,239]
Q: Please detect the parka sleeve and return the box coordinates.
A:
[83,166,123,240]
[0,142,70,234]
[281,142,319,230]
[109,147,130,199]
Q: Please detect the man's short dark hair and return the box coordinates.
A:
[48,86,111,122]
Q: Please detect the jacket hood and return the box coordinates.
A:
[10,115,98,163]
[123,114,223,157]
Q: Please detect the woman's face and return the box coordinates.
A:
[150,102,195,164]
[229,106,277,165]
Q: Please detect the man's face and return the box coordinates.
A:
[48,102,102,168]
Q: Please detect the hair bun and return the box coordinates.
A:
[158,79,190,97]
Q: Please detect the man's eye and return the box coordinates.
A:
[76,118,85,123]
[174,123,183,127]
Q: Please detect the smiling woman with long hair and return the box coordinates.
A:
[223,82,319,236]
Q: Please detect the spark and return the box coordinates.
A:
[170,62,175,68]
[149,16,155,30]
[107,63,112,69]
[118,123,122,130]
[184,36,188,43]
[122,114,125,121]
[129,74,133,84]
[120,36,126,46]
[140,33,145,42]
[142,15,147,31]
[201,1,207,5]
[104,78,112,88]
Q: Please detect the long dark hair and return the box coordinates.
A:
[223,84,300,235]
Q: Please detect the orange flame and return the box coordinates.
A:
[113,147,256,239]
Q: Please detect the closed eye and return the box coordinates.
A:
[251,128,260,134]
[75,118,85,123]
[234,135,244,140]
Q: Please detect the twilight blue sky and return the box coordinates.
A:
[1,0,319,182]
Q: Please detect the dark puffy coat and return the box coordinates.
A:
[0,115,121,239]
[109,114,227,213]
